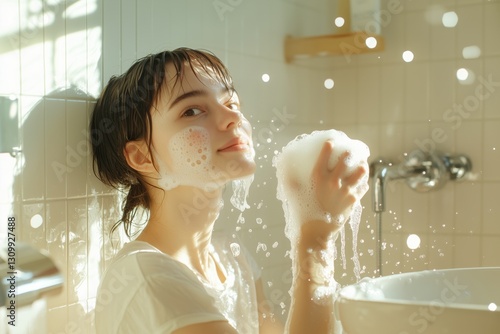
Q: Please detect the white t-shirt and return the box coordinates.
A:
[94,233,261,334]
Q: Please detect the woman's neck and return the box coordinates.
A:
[136,184,224,281]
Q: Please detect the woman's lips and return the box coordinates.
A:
[218,137,251,152]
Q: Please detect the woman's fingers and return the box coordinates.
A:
[313,140,334,176]
[344,163,368,186]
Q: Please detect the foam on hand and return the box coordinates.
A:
[273,129,370,244]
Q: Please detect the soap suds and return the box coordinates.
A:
[230,175,254,212]
[157,126,218,191]
[273,129,370,245]
[155,125,254,211]
[273,129,370,306]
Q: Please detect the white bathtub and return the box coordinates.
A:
[335,267,500,334]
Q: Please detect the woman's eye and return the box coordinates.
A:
[182,108,203,117]
[227,103,240,111]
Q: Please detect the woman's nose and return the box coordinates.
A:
[217,105,242,130]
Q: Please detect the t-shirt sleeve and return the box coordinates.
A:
[117,253,228,334]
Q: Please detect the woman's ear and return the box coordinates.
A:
[124,140,156,174]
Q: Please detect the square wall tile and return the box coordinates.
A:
[102,0,122,81]
[429,61,456,121]
[404,10,430,61]
[454,182,482,234]
[21,96,46,201]
[455,58,484,120]
[483,120,500,181]
[427,234,455,270]
[400,232,429,273]
[329,67,358,125]
[382,182,405,231]
[428,183,455,234]
[19,3,45,96]
[47,305,68,334]
[455,120,482,181]
[427,120,456,153]
[379,123,404,158]
[430,17,456,60]
[356,66,381,124]
[483,57,500,119]
[121,0,137,71]
[0,50,21,96]
[67,198,88,304]
[381,232,404,276]
[456,4,483,55]
[482,182,500,235]
[481,236,500,267]
[378,6,405,64]
[21,202,46,250]
[381,64,405,123]
[405,62,429,122]
[66,100,88,198]
[483,2,500,56]
[46,200,68,308]
[404,122,431,152]
[402,187,430,234]
[45,98,67,199]
[454,235,481,268]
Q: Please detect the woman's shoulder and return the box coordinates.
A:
[108,241,195,280]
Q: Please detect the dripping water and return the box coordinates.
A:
[375,212,383,277]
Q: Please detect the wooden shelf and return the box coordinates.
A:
[284,31,385,63]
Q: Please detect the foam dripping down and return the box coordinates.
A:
[230,175,254,212]
[273,129,370,306]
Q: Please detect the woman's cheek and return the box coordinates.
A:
[156,126,217,190]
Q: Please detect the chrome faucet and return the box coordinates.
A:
[370,150,472,213]
[0,242,63,307]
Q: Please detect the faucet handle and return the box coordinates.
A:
[404,150,472,192]
[441,153,472,180]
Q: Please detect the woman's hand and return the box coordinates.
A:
[313,140,369,222]
[299,140,369,246]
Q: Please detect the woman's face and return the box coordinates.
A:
[150,63,256,191]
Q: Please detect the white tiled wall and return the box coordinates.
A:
[0,0,499,332]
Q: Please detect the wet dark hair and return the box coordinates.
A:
[90,47,235,238]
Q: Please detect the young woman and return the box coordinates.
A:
[90,48,368,334]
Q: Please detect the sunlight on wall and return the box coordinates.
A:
[0,0,104,331]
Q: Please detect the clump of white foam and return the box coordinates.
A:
[230,175,254,211]
[274,129,370,311]
[273,129,370,244]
